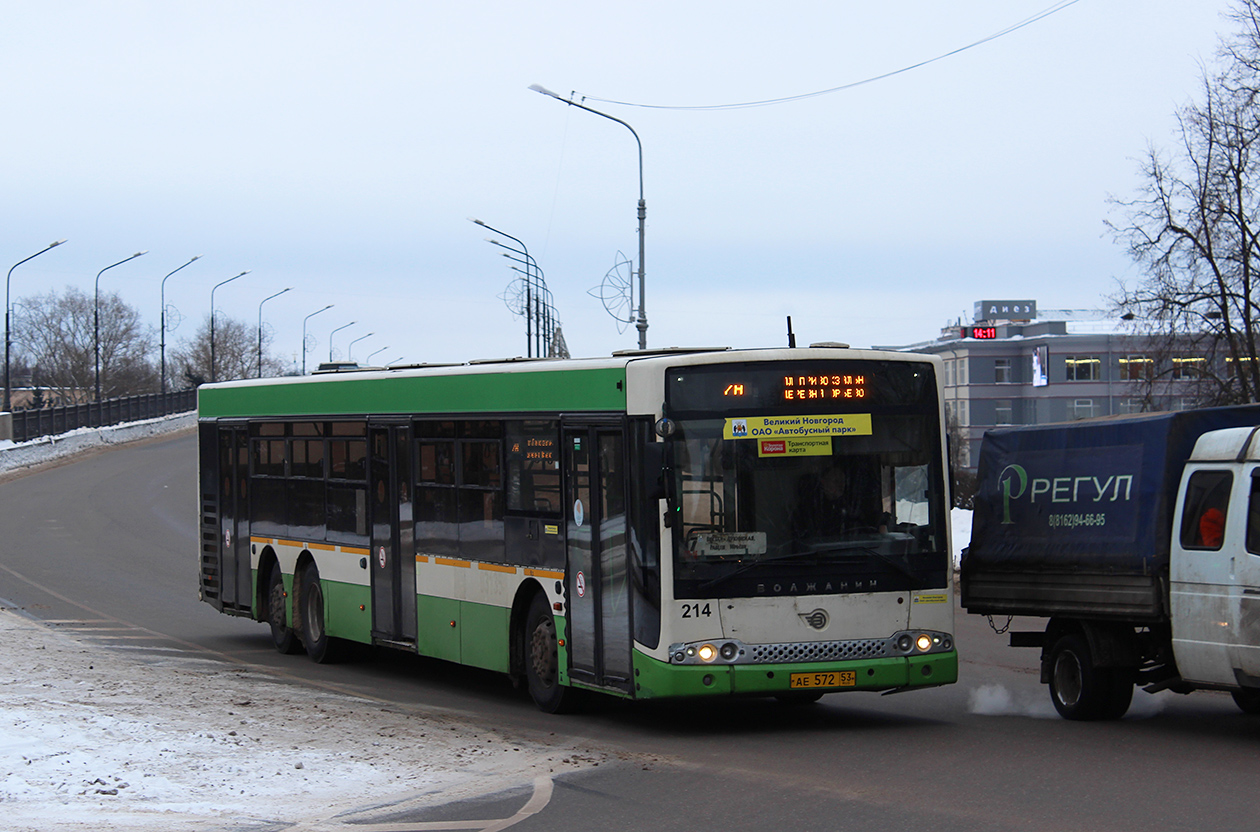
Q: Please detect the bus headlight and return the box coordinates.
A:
[669,639,747,665]
[915,634,934,652]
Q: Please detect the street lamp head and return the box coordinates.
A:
[133,251,149,258]
[50,239,67,248]
[468,217,486,227]
[528,84,562,100]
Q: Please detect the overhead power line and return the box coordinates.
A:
[576,0,1082,111]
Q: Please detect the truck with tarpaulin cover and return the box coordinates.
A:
[961,405,1260,719]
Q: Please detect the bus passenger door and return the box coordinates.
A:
[217,425,251,611]
[564,424,632,692]
[370,424,417,645]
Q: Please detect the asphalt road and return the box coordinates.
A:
[1,430,1258,831]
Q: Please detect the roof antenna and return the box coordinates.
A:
[786,316,797,348]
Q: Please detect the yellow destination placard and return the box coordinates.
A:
[724,414,872,441]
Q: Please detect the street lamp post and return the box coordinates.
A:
[328,321,356,363]
[159,255,202,395]
[94,251,148,402]
[471,218,542,357]
[6,239,67,413]
[348,332,374,363]
[301,304,333,375]
[257,287,292,378]
[367,345,389,365]
[210,271,249,383]
[529,84,648,349]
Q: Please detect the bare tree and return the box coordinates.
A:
[1110,0,1260,405]
[14,286,155,401]
[170,315,287,387]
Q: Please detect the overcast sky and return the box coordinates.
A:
[0,1,1239,369]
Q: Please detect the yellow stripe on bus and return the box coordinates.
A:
[342,546,370,556]
[249,537,274,545]
[477,563,518,575]
[525,568,564,580]
[434,557,471,569]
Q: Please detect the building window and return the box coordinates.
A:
[957,359,968,386]
[1072,399,1096,420]
[1066,355,1101,381]
[994,399,1013,425]
[1119,398,1148,415]
[944,360,954,387]
[1119,355,1153,380]
[994,358,1011,384]
[1172,356,1207,380]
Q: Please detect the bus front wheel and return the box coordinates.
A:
[524,593,584,714]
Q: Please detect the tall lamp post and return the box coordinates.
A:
[257,287,292,378]
[159,255,202,395]
[6,239,67,412]
[94,251,148,402]
[367,345,389,365]
[328,321,356,363]
[348,332,374,363]
[529,84,648,349]
[301,304,333,375]
[470,218,541,357]
[210,271,249,383]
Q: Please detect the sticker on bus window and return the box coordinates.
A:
[723,414,872,440]
[573,499,585,527]
[756,437,833,458]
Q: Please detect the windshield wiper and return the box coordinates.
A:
[697,551,824,592]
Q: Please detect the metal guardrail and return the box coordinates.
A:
[9,390,197,444]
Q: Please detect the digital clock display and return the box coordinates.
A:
[969,326,997,339]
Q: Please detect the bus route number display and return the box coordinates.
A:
[782,374,866,401]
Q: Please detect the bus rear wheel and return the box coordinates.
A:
[299,564,344,664]
[524,593,584,714]
[266,565,301,655]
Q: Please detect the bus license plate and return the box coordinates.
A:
[789,670,856,689]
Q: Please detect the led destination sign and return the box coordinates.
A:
[667,360,937,414]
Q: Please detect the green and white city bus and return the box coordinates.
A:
[197,346,957,712]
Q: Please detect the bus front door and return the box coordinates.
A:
[369,424,417,646]
[563,425,632,693]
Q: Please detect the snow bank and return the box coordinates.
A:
[0,412,197,476]
[0,612,603,831]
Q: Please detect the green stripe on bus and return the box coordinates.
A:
[198,367,627,418]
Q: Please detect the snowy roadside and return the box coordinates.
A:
[0,411,197,477]
[0,611,607,831]
[0,419,610,830]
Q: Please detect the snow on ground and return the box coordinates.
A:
[0,412,196,477]
[0,612,605,831]
[0,421,608,830]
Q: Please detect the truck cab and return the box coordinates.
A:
[1170,426,1260,693]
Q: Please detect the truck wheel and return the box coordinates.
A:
[1232,688,1260,714]
[1049,634,1124,720]
[524,593,584,714]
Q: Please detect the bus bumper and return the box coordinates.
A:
[630,649,958,699]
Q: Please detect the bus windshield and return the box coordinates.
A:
[665,360,948,599]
